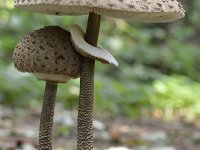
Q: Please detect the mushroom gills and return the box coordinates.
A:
[34,73,71,83]
[69,24,119,67]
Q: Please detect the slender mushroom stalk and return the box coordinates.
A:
[77,13,101,150]
[39,82,57,150]
[71,16,118,149]
[69,24,118,149]
[70,22,118,148]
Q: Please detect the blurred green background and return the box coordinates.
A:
[0,0,200,122]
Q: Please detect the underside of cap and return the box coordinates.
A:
[15,0,185,22]
[34,73,71,83]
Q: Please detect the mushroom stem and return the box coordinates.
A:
[39,82,57,150]
[77,12,101,150]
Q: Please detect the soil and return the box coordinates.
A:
[0,105,200,150]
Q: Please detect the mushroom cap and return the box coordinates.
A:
[15,0,185,22]
[13,26,81,83]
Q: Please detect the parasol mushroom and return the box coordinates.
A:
[13,26,82,150]
[12,25,117,150]
[14,0,185,150]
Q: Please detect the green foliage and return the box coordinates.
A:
[0,65,44,107]
[0,0,200,121]
[149,75,200,113]
[0,64,80,108]
[55,126,70,137]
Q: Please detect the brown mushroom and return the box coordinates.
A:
[14,0,185,150]
[13,26,81,150]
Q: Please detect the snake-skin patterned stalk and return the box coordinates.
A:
[39,82,57,150]
[77,58,95,150]
[77,13,101,150]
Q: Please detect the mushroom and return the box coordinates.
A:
[12,25,117,150]
[12,26,81,150]
[14,0,185,150]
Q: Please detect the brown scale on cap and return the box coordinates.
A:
[13,26,81,83]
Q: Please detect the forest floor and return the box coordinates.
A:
[0,104,200,150]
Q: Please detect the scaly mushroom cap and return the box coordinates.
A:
[13,26,81,83]
[14,0,185,22]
